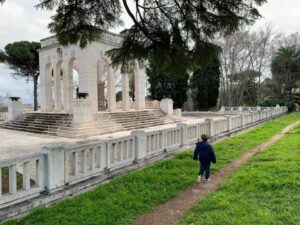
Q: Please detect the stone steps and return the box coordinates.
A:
[61,122,169,138]
[1,110,179,138]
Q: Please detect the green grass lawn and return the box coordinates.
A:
[3,113,300,225]
[177,124,300,225]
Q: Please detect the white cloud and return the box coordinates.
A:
[255,0,300,33]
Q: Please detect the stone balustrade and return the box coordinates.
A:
[213,118,228,135]
[116,101,135,110]
[145,130,165,156]
[0,154,45,208]
[221,105,287,114]
[64,142,107,184]
[0,106,288,213]
[0,112,7,121]
[145,100,161,109]
[231,115,242,129]
[116,100,161,110]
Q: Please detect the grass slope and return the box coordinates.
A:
[3,113,300,225]
[177,123,300,225]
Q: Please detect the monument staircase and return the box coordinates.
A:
[0,110,180,138]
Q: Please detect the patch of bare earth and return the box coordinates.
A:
[132,121,300,225]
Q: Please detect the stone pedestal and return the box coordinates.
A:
[175,109,182,119]
[8,100,23,120]
[160,98,173,115]
[73,98,93,124]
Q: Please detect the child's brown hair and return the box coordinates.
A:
[201,134,208,141]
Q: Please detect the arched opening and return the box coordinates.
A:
[73,69,79,99]
[68,57,79,100]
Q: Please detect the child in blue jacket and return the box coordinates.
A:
[193,134,216,183]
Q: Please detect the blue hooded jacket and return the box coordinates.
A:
[193,141,216,164]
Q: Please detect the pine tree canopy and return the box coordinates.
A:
[1,0,266,75]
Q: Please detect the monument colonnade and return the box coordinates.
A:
[38,34,146,115]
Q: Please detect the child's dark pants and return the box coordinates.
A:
[199,162,211,179]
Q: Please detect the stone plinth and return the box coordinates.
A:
[160,98,173,115]
[175,109,182,119]
[132,130,147,161]
[73,98,93,124]
[8,100,23,120]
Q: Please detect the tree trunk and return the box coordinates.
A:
[33,75,38,111]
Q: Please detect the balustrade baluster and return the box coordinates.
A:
[72,152,79,175]
[9,165,17,194]
[23,162,31,191]
[81,150,87,172]
[90,148,95,170]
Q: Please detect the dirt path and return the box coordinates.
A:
[132,120,300,225]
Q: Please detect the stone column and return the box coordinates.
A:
[134,62,146,110]
[40,63,54,112]
[107,67,116,112]
[97,81,106,111]
[122,74,130,111]
[54,64,62,112]
[63,62,73,113]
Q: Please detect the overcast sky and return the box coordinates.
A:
[0,0,299,104]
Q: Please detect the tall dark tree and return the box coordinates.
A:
[147,63,188,108]
[190,58,221,110]
[0,41,40,111]
[271,45,300,92]
[1,0,266,75]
